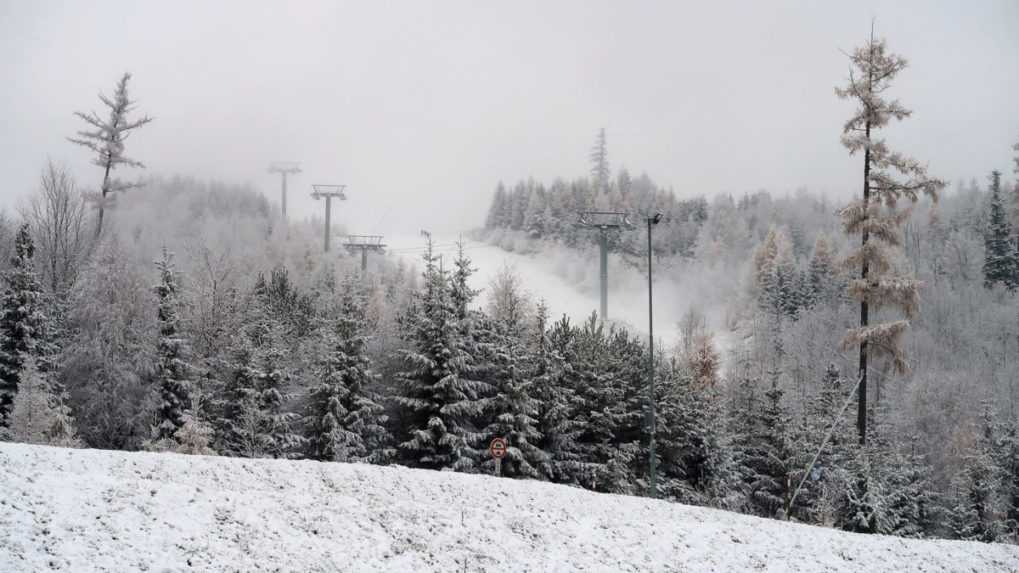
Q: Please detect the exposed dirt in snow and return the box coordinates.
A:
[2,443,1017,572]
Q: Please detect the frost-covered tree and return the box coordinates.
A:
[23,162,91,295]
[6,355,80,447]
[806,234,840,307]
[1013,137,1019,177]
[0,224,51,427]
[217,323,300,459]
[952,410,1004,543]
[738,375,805,519]
[754,226,803,318]
[996,420,1019,540]
[394,239,490,471]
[687,334,720,388]
[834,29,945,444]
[69,73,153,237]
[564,316,645,494]
[590,128,610,193]
[215,279,301,459]
[450,240,479,321]
[60,236,153,449]
[479,270,546,479]
[535,312,583,482]
[983,171,1015,289]
[152,248,193,442]
[304,278,390,463]
[656,360,730,505]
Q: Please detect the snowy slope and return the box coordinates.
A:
[2,443,1017,572]
[385,235,696,344]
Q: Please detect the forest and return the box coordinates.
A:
[2,35,1019,546]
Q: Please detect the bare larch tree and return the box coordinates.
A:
[69,73,153,237]
[835,27,945,445]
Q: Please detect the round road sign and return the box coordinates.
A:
[489,437,507,459]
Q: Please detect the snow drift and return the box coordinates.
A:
[1,443,1016,572]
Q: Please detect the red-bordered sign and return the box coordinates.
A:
[489,437,507,459]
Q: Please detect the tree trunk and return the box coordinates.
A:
[96,157,112,238]
[858,119,871,446]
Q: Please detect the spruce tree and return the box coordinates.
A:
[952,413,1004,543]
[152,248,193,442]
[536,313,585,483]
[479,315,546,478]
[0,224,51,427]
[996,419,1019,540]
[253,323,300,459]
[394,239,490,471]
[806,234,840,308]
[217,336,265,457]
[589,128,610,193]
[835,29,945,444]
[983,170,1015,289]
[304,278,390,463]
[741,374,802,519]
[216,299,300,458]
[884,436,938,538]
[836,446,890,534]
[568,317,645,494]
[655,361,721,505]
[477,268,546,478]
[484,183,508,229]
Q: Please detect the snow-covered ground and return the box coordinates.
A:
[2,443,1016,572]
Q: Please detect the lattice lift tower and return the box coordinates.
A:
[268,161,301,218]
[344,235,386,272]
[577,211,632,322]
[311,184,347,253]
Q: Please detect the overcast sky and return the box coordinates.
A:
[2,0,1017,234]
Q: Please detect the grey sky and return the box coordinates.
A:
[2,0,1017,234]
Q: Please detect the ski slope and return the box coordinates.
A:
[385,235,697,344]
[2,443,1016,572]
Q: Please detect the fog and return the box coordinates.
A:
[2,0,1017,235]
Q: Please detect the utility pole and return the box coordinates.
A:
[344,235,386,272]
[311,184,347,253]
[577,211,631,322]
[268,161,301,218]
[646,212,662,499]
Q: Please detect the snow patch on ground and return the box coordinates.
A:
[2,443,1017,572]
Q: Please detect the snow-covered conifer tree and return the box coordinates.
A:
[952,408,1004,542]
[394,238,490,471]
[68,73,153,237]
[996,419,1019,540]
[740,376,802,519]
[152,248,193,442]
[589,128,610,193]
[536,313,584,483]
[983,171,1015,289]
[217,292,300,459]
[304,277,390,463]
[479,271,546,479]
[806,234,840,308]
[0,224,51,427]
